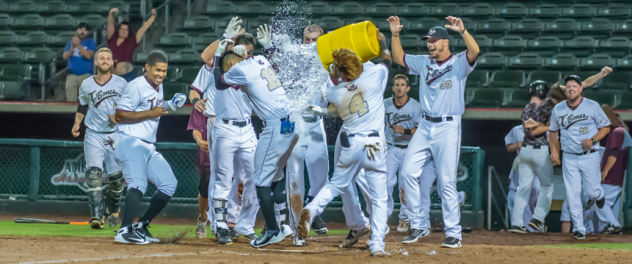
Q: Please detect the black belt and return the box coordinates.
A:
[522,142,543,149]
[88,128,116,134]
[222,119,251,127]
[566,149,597,156]
[302,116,321,123]
[388,143,408,149]
[424,115,453,123]
[348,132,380,138]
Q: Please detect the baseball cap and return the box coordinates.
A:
[77,22,91,30]
[564,75,582,86]
[421,26,450,42]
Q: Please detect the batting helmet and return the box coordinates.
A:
[528,80,549,100]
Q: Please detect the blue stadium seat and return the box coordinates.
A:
[428,3,462,17]
[544,53,579,70]
[18,31,49,47]
[206,1,235,15]
[615,54,632,69]
[477,52,507,70]
[14,14,44,29]
[528,4,560,19]
[8,0,38,14]
[489,70,526,88]
[44,14,76,30]
[333,2,364,16]
[398,3,428,17]
[509,19,544,39]
[495,3,528,19]
[0,13,13,28]
[305,2,332,16]
[579,54,616,70]
[596,72,632,91]
[462,3,493,18]
[493,36,526,57]
[542,19,579,40]
[596,5,629,18]
[579,19,613,39]
[528,71,561,85]
[597,37,631,58]
[525,36,561,57]
[507,53,544,70]
[561,4,596,18]
[0,30,17,46]
[562,36,598,57]
[365,3,396,16]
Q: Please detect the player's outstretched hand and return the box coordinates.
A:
[305,105,328,116]
[364,142,381,160]
[224,16,243,39]
[194,98,207,112]
[391,124,405,134]
[600,66,613,77]
[71,122,80,137]
[445,16,465,33]
[387,16,403,34]
[149,106,169,117]
[215,39,234,57]
[257,24,273,49]
[233,45,247,58]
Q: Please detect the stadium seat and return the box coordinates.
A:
[525,36,561,57]
[477,52,506,70]
[181,16,215,32]
[462,3,493,18]
[319,16,344,31]
[398,3,428,17]
[528,71,561,85]
[615,54,632,69]
[22,47,53,63]
[407,18,439,32]
[175,67,200,84]
[192,33,219,52]
[238,2,274,16]
[67,1,106,15]
[617,92,632,109]
[0,13,13,28]
[495,3,528,19]
[169,49,201,65]
[597,72,632,90]
[583,90,620,107]
[134,52,148,64]
[365,3,396,16]
[305,2,332,16]
[561,4,596,18]
[159,33,192,50]
[0,47,22,63]
[493,36,526,57]
[465,70,488,88]
[597,37,631,58]
[48,31,75,48]
[346,17,373,26]
[333,2,364,16]
[0,1,6,11]
[468,88,504,108]
[18,31,49,47]
[562,36,598,57]
[106,1,129,14]
[0,80,23,100]
[206,1,235,15]
[38,1,67,14]
[8,0,38,14]
[489,70,525,88]
[400,35,421,49]
[507,53,544,70]
[456,35,492,52]
[528,4,560,19]
[579,54,615,70]
[44,14,76,30]
[212,15,235,32]
[613,20,632,36]
[579,19,613,39]
[543,19,579,40]
[165,67,179,82]
[246,16,272,34]
[503,89,531,108]
[0,64,31,81]
[596,5,629,18]
[544,53,579,70]
[474,19,510,39]
[428,4,462,17]
[77,15,105,29]
[377,17,408,32]
[14,14,44,29]
[162,83,187,101]
[0,31,17,46]
[509,19,544,39]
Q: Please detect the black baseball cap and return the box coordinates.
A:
[77,22,91,30]
[564,75,582,86]
[421,26,450,42]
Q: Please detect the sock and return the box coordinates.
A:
[272,178,289,227]
[121,188,143,228]
[256,186,278,232]
[138,191,171,224]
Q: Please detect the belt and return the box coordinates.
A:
[221,118,251,128]
[565,149,597,156]
[424,115,453,123]
[302,116,321,123]
[387,143,408,149]
[348,132,380,138]
[87,128,116,134]
[522,142,543,149]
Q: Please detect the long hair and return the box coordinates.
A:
[332,48,363,81]
[117,22,135,39]
[601,104,621,128]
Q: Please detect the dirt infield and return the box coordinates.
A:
[2,230,631,264]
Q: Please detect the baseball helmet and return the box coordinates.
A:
[528,80,549,100]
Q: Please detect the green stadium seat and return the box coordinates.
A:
[408,18,439,32]
[615,54,632,69]
[246,16,272,33]
[169,49,201,65]
[428,4,462,17]
[596,72,632,91]
[77,15,106,29]
[14,14,44,29]
[106,1,129,14]
[525,36,561,57]
[192,33,219,52]
[0,13,13,28]
[613,20,632,36]
[0,64,31,81]
[528,71,561,85]
[0,31,17,46]
[561,4,596,18]
[346,17,373,26]
[333,2,364,16]
[617,92,632,109]
[462,3,493,18]
[509,19,544,39]
[468,88,504,108]
[38,0,67,14]
[579,19,613,39]
[543,19,579,40]
[159,33,192,47]
[398,3,428,17]
[135,52,148,64]
[48,31,76,48]
[0,47,22,63]
[493,36,526,57]
[0,1,6,11]
[162,83,187,101]
[44,14,76,30]
[477,52,506,70]
[18,31,49,47]
[507,53,544,70]
[0,80,23,100]
[495,3,528,19]
[544,53,579,70]
[528,4,561,19]
[576,0,607,3]
[377,17,408,32]
[456,35,492,52]
[67,1,106,15]
[503,89,531,108]
[465,70,488,88]
[583,90,620,107]
[579,54,615,70]
[596,5,629,18]
[212,15,235,32]
[400,34,420,49]
[238,2,274,16]
[489,70,525,88]
[176,66,200,84]
[22,47,53,63]
[474,19,510,39]
[165,67,179,82]
[365,3,396,16]
[597,37,631,58]
[206,1,235,14]
[8,0,38,14]
[181,16,215,32]
[319,16,344,31]
[562,36,598,57]
[305,2,332,16]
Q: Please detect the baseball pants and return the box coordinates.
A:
[254,119,299,187]
[562,151,605,235]
[335,128,370,231]
[400,116,462,240]
[595,184,622,229]
[286,119,329,233]
[305,132,388,251]
[387,145,405,220]
[512,145,553,228]
[115,133,177,196]
[84,129,120,174]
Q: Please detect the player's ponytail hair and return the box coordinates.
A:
[332,48,363,81]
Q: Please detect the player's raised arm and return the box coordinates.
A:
[387,16,405,67]
[377,29,392,68]
[201,16,243,66]
[445,16,479,65]
[583,66,613,88]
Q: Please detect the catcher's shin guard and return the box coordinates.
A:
[213,199,229,228]
[86,167,105,224]
[105,171,124,227]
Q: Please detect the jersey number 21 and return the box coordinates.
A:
[349,93,368,117]
[260,66,282,91]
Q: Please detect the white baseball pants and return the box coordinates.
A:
[335,128,370,230]
[512,145,553,228]
[562,151,605,235]
[254,119,299,187]
[84,129,120,174]
[595,184,622,229]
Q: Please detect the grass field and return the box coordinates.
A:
[544,243,632,251]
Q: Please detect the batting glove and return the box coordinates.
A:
[257,24,273,49]
[215,39,234,57]
[223,16,243,39]
[304,104,328,116]
[233,45,247,57]
[364,142,381,161]
[165,93,187,111]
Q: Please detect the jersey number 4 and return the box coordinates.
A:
[260,66,282,91]
[349,93,368,117]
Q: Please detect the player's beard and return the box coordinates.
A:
[566,92,581,104]
[97,64,111,75]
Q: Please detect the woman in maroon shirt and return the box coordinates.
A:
[107,8,157,81]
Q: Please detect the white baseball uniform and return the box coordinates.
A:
[304,61,389,252]
[78,75,127,174]
[399,50,475,240]
[549,98,610,235]
[115,76,177,196]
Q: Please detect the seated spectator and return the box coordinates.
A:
[107,8,157,82]
[63,22,96,102]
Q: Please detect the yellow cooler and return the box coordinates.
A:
[316,21,381,70]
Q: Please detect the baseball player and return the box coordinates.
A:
[298,28,393,256]
[257,24,331,246]
[388,15,479,248]
[216,44,298,248]
[186,105,213,238]
[113,50,186,244]
[549,75,611,239]
[71,47,127,229]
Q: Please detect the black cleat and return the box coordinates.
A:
[600,224,623,234]
[90,217,104,230]
[571,231,585,239]
[528,219,547,233]
[133,221,159,243]
[441,237,462,248]
[217,228,233,245]
[401,228,430,244]
[229,227,239,239]
[312,215,328,235]
[340,226,371,248]
[114,226,148,245]
[250,229,284,248]
[509,225,529,234]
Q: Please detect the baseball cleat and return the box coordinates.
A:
[106,208,120,228]
[584,199,596,210]
[312,215,328,235]
[297,209,311,239]
[528,219,547,233]
[217,228,233,245]
[195,217,208,238]
[250,229,284,248]
[293,236,307,247]
[401,228,430,244]
[90,217,104,230]
[243,233,258,241]
[114,226,149,245]
[397,219,410,233]
[340,226,371,248]
[441,237,462,248]
[571,231,585,239]
[229,227,239,239]
[133,222,160,243]
[371,248,387,256]
[385,226,390,235]
[509,225,528,234]
[281,224,294,238]
[596,197,605,209]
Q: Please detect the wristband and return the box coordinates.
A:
[404,129,411,135]
[460,29,466,34]
[220,33,230,41]
[192,98,200,106]
[591,138,597,146]
[392,34,399,37]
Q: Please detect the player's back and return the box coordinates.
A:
[79,75,127,132]
[328,62,389,134]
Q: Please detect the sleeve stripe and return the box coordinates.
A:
[116,109,132,112]
[190,86,203,95]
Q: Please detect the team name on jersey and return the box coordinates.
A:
[425,65,453,85]
[147,97,164,109]
[89,89,119,107]
[560,113,589,129]
[387,112,413,125]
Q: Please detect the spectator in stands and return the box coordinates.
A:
[107,8,157,82]
[63,22,96,102]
